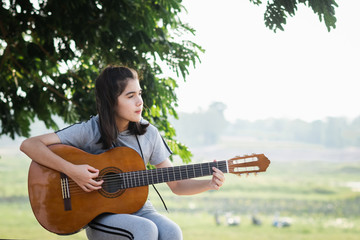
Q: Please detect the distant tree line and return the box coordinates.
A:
[230,117,360,148]
[172,102,360,148]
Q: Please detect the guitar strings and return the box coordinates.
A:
[64,161,229,195]
[65,161,227,186]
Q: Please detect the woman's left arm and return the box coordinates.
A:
[155,158,225,195]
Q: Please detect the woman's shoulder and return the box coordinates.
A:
[56,115,100,142]
[68,115,99,132]
[141,118,158,135]
[87,115,100,129]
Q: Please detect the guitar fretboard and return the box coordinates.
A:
[116,160,228,189]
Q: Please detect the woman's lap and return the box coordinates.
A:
[86,201,182,240]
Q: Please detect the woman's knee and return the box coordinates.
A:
[158,219,183,240]
[136,219,158,239]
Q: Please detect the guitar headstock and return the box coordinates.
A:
[227,154,270,176]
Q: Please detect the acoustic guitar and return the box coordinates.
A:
[28,144,270,235]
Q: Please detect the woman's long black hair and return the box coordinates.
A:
[95,65,149,149]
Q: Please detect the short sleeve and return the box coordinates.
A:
[55,116,103,154]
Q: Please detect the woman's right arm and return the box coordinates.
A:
[20,133,103,192]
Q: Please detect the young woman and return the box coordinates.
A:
[20,66,225,240]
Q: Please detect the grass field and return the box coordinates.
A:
[1,137,359,239]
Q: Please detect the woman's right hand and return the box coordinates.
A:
[68,164,104,192]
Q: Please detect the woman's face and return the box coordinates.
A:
[114,78,143,132]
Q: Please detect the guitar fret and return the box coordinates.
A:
[153,169,157,184]
[202,163,208,176]
[189,165,194,178]
[175,167,179,180]
[126,172,130,188]
[131,172,136,188]
[139,171,143,186]
[136,171,140,187]
[162,168,168,182]
[156,169,159,184]
[148,170,153,185]
[168,167,174,182]
[148,170,154,184]
[159,168,164,182]
[181,166,186,180]
[163,168,169,183]
[131,172,136,187]
[199,163,204,176]
[142,170,146,186]
[128,172,132,188]
[194,164,197,177]
[182,166,187,179]
[136,171,139,186]
[155,169,159,183]
[146,170,149,186]
[187,165,192,178]
[121,173,125,189]
[143,171,147,186]
[196,164,200,177]
[152,169,157,184]
[133,171,137,187]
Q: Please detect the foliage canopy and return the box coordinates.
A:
[251,0,338,32]
[0,0,337,162]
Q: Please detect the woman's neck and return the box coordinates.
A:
[116,119,129,133]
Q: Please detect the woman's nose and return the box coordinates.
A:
[136,96,143,106]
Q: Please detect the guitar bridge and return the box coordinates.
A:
[60,173,72,211]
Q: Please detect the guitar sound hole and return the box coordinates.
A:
[99,167,125,198]
[102,172,122,193]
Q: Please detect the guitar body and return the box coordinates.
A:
[28,144,148,235]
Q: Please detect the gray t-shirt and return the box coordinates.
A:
[56,115,172,166]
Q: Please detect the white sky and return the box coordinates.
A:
[172,0,360,122]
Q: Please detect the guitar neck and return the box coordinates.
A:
[119,161,228,189]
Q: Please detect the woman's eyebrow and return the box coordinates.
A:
[125,89,142,96]
[125,91,135,96]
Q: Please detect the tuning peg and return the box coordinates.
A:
[254,172,258,176]
[246,173,249,177]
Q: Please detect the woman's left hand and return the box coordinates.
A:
[209,166,225,190]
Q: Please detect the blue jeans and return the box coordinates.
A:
[86,201,182,240]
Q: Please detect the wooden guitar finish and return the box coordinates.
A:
[28,144,270,235]
[28,144,148,235]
